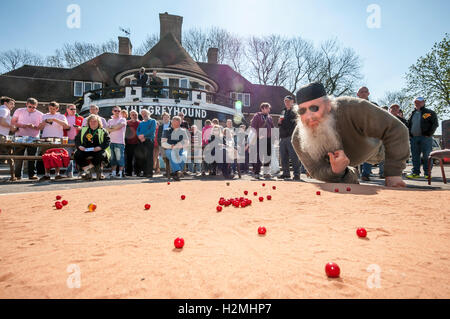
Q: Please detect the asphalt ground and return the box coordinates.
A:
[0,163,448,195]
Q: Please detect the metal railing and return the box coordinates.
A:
[85,85,238,108]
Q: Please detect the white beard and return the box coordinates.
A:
[297,110,342,161]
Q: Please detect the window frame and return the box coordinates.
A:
[74,81,83,97]
[84,82,93,93]
[93,82,102,91]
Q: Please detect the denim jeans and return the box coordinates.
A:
[110,143,125,167]
[279,137,301,176]
[166,148,187,173]
[65,139,76,176]
[410,136,433,175]
[361,162,373,178]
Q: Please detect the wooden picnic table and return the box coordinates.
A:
[0,142,76,180]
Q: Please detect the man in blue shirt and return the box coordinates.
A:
[136,109,157,177]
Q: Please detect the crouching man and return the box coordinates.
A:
[291,82,410,187]
[161,116,190,181]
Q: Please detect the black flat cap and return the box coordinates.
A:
[296,82,327,104]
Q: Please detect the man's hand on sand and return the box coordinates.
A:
[328,150,350,174]
[385,176,406,188]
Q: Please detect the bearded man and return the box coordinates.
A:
[291,82,409,187]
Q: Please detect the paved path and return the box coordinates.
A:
[0,164,448,195]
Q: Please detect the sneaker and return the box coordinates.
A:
[66,173,73,178]
[278,174,290,179]
[39,175,51,182]
[29,175,38,180]
[118,171,124,178]
[254,173,261,179]
[263,173,272,179]
[406,174,420,179]
[424,175,431,179]
[293,175,301,181]
[54,175,64,180]
[361,176,371,181]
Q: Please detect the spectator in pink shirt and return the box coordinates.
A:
[11,98,43,180]
[38,101,69,181]
[107,106,127,178]
[82,104,108,128]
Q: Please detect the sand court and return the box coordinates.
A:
[0,181,449,298]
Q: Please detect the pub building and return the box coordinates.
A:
[0,13,291,127]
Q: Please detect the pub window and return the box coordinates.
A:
[162,78,169,98]
[230,92,250,107]
[74,81,83,97]
[84,82,93,93]
[244,93,250,107]
[93,82,102,90]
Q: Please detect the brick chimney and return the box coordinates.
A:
[207,48,219,64]
[118,36,132,55]
[159,12,183,44]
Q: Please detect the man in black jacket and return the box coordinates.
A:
[278,95,303,180]
[406,97,439,179]
[135,67,148,87]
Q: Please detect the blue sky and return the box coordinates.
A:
[1,1,448,112]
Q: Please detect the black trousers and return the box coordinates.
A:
[14,145,37,178]
[125,143,139,175]
[135,140,154,176]
[253,137,272,175]
[74,150,108,168]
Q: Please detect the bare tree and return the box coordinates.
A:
[182,27,245,73]
[183,28,209,62]
[0,49,44,73]
[313,39,363,96]
[286,36,315,93]
[46,49,66,68]
[46,40,118,68]
[379,89,415,118]
[245,34,291,86]
[135,33,159,55]
[226,35,246,74]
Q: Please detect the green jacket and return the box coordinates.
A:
[291,97,410,183]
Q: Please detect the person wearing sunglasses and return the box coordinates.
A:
[107,106,127,178]
[11,97,43,180]
[291,82,409,188]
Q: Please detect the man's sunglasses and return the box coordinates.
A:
[298,105,320,115]
[113,110,120,112]
[27,105,37,109]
